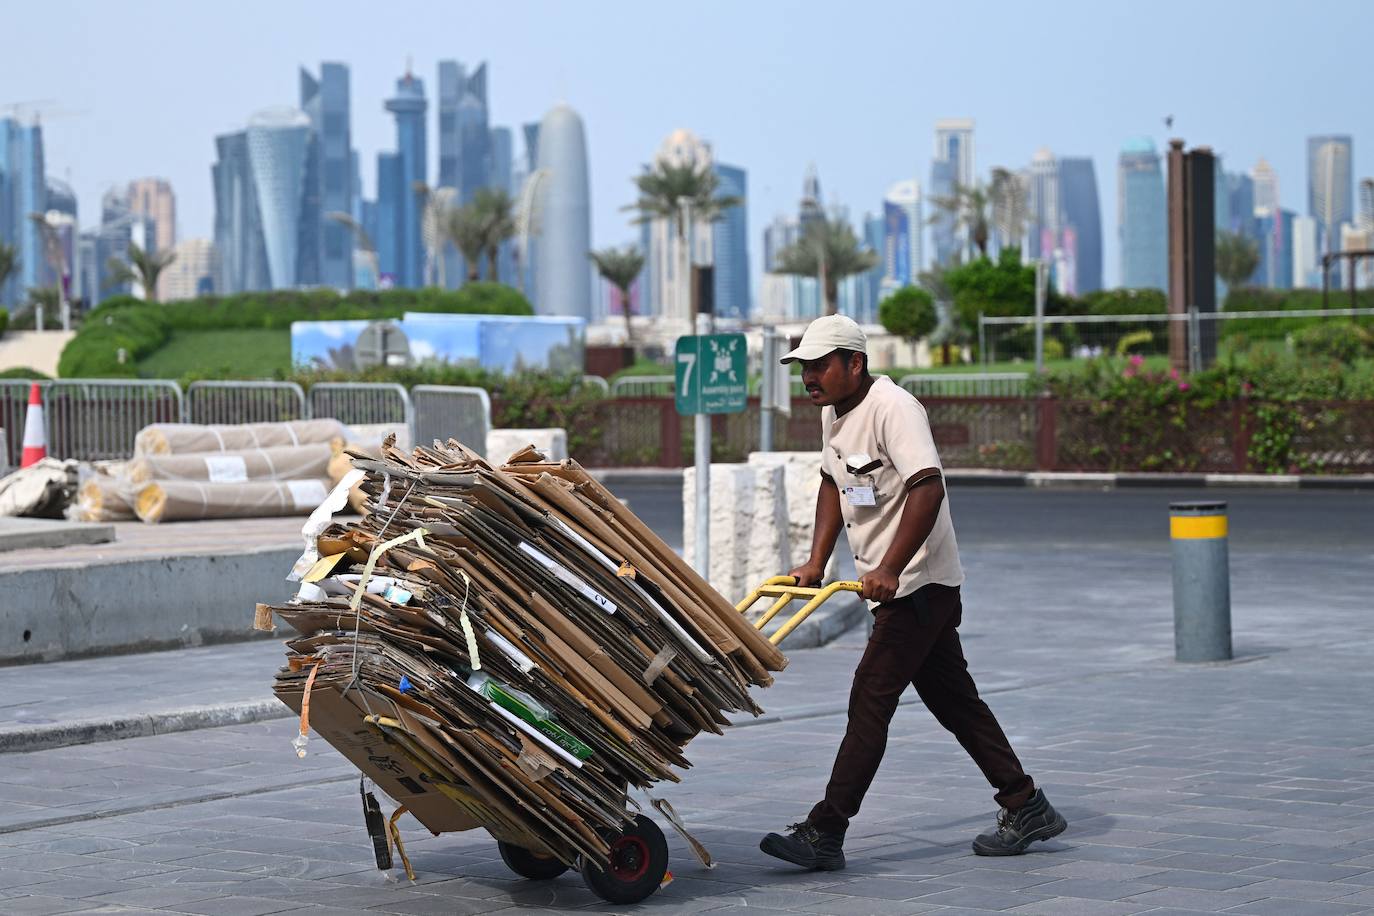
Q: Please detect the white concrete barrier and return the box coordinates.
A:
[486,428,568,464]
[748,451,842,581]
[683,463,789,600]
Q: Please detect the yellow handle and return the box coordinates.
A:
[736,576,864,645]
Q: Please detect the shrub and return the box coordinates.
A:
[0,309,7,337]
[878,286,937,341]
[1291,321,1371,365]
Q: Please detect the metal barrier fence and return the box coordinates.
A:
[575,375,610,396]
[44,380,183,462]
[900,373,1030,398]
[412,385,492,456]
[308,382,414,445]
[610,375,675,397]
[186,380,306,425]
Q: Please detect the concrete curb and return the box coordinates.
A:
[591,467,1374,490]
[0,700,292,754]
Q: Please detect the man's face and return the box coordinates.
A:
[800,351,862,406]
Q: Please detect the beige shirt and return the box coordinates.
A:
[821,375,964,600]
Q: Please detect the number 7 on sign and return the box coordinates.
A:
[677,350,696,393]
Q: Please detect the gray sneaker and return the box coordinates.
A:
[971,789,1067,856]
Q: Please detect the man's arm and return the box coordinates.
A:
[788,475,843,586]
[861,475,945,602]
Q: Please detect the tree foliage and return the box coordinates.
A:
[473,187,516,280]
[1216,230,1260,291]
[928,182,992,256]
[624,161,741,238]
[105,242,176,302]
[772,216,879,315]
[878,286,937,342]
[589,245,645,349]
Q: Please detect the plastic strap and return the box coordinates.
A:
[646,793,714,868]
[387,806,415,880]
[455,570,480,671]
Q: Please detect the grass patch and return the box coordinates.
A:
[137,329,291,381]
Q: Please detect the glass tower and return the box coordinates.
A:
[384,70,427,288]
[1118,138,1167,290]
[1059,157,1103,294]
[246,108,312,290]
[712,163,749,319]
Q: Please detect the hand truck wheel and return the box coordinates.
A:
[580,813,669,904]
[497,840,570,880]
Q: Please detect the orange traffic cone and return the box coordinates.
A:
[20,383,47,467]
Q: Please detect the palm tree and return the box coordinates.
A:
[624,161,742,320]
[474,187,516,282]
[773,216,879,315]
[989,168,1029,253]
[928,182,992,258]
[1216,230,1260,294]
[446,203,488,282]
[0,243,17,297]
[105,242,176,302]
[415,182,459,287]
[590,245,645,350]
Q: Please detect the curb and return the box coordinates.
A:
[590,467,1374,490]
[0,700,292,754]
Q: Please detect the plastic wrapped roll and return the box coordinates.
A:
[71,475,136,522]
[123,443,336,486]
[134,419,347,456]
[133,478,333,523]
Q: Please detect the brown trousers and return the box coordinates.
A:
[808,584,1035,836]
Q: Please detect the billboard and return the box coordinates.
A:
[291,314,586,374]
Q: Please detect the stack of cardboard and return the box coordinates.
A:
[264,438,786,870]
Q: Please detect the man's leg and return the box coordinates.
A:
[911,586,1065,854]
[805,590,956,835]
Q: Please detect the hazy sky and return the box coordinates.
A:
[5,0,1370,290]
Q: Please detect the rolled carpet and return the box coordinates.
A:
[134,419,347,456]
[71,475,136,522]
[123,442,336,485]
[133,478,333,523]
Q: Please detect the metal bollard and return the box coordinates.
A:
[1169,500,1232,662]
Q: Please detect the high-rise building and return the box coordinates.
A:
[438,61,491,203]
[712,162,749,319]
[1222,172,1256,236]
[1060,157,1103,295]
[882,179,921,289]
[1026,148,1061,264]
[374,153,401,285]
[161,239,218,301]
[245,108,312,290]
[1308,135,1353,251]
[1292,216,1320,289]
[212,129,269,294]
[856,212,884,325]
[799,164,824,230]
[300,62,353,290]
[126,178,176,299]
[929,119,975,267]
[1118,137,1167,290]
[383,69,427,288]
[96,188,153,302]
[1251,157,1279,216]
[0,117,47,308]
[533,103,591,319]
[1359,178,1374,233]
[1254,208,1295,289]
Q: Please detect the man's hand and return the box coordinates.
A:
[788,561,825,588]
[860,567,900,603]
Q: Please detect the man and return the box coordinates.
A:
[759,314,1065,870]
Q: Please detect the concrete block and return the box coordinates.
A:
[748,451,841,580]
[683,463,789,601]
[486,428,568,464]
[0,518,114,552]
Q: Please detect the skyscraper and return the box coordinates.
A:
[533,104,591,319]
[929,119,975,267]
[1254,208,1294,289]
[212,129,269,294]
[1118,138,1167,290]
[1308,135,1353,252]
[300,62,353,290]
[1359,178,1374,233]
[1222,172,1256,236]
[0,117,47,308]
[1059,157,1103,294]
[161,239,217,301]
[1026,148,1061,264]
[384,69,427,288]
[644,129,718,322]
[1251,157,1279,215]
[1292,216,1320,288]
[712,162,749,319]
[245,107,312,290]
[882,179,921,288]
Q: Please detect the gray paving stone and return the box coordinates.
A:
[0,897,103,915]
[1222,898,1368,915]
[908,884,1050,909]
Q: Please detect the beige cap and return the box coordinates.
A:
[779,314,867,364]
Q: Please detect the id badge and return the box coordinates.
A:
[844,485,876,507]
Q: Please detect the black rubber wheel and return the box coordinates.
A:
[497,840,570,880]
[580,814,669,905]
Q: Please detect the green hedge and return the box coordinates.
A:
[58,284,534,378]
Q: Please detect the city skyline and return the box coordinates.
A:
[1,0,1371,298]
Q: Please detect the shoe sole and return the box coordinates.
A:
[971,814,1068,857]
[759,837,846,871]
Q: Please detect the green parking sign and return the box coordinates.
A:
[675,333,748,415]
